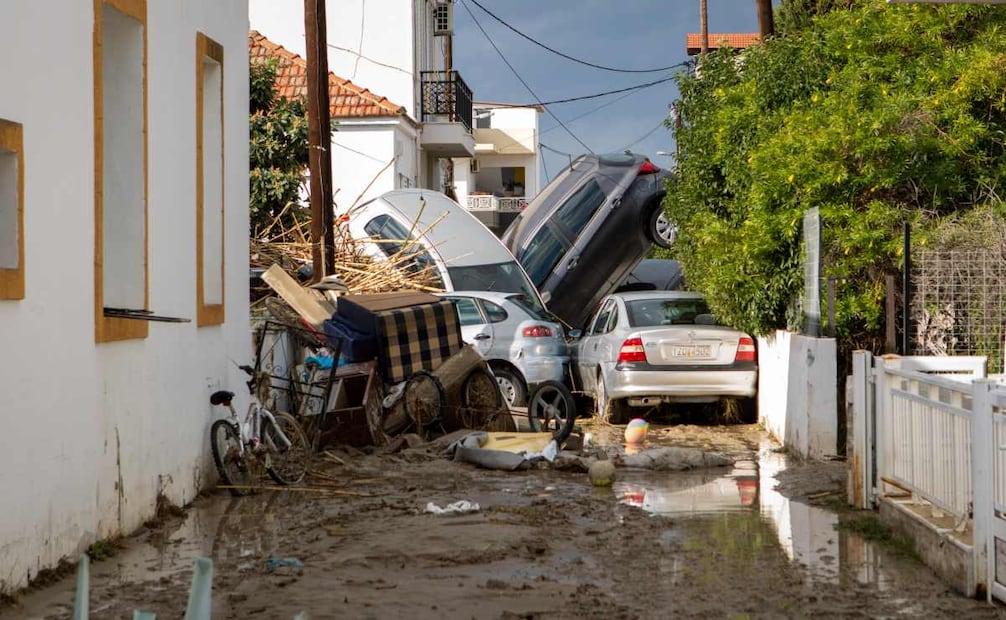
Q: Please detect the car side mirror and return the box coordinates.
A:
[568,328,583,339]
[694,313,717,325]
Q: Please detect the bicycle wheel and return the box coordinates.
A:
[461,368,504,428]
[527,380,577,443]
[262,411,310,486]
[210,419,252,496]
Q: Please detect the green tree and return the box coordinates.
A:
[249,59,310,238]
[664,1,1006,349]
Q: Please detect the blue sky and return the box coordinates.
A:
[451,0,768,182]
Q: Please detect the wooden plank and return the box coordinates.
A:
[261,264,334,328]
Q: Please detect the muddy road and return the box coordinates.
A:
[3,423,1004,619]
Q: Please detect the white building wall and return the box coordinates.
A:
[249,0,426,121]
[757,331,838,459]
[331,122,397,211]
[0,0,250,589]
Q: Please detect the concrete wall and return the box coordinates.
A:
[0,0,250,590]
[757,330,838,459]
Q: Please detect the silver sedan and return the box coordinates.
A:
[571,291,757,423]
[437,291,568,408]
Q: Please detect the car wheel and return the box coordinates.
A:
[595,372,630,425]
[648,207,676,249]
[492,366,527,408]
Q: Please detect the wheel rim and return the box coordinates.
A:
[496,375,517,408]
[214,423,250,487]
[530,385,569,432]
[596,375,608,422]
[266,415,308,484]
[654,211,676,246]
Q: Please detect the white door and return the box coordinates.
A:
[448,296,494,356]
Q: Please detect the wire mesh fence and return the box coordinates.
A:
[911,248,1006,373]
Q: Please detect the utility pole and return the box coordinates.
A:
[304,0,335,280]
[700,0,708,53]
[442,11,458,201]
[756,0,774,39]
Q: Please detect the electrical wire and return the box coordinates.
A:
[459,0,593,153]
[467,0,690,74]
[540,74,676,135]
[536,74,679,106]
[615,119,670,153]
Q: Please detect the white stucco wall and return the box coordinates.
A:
[0,0,250,589]
[332,120,418,212]
[757,331,838,459]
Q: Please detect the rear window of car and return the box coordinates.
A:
[554,179,606,236]
[446,261,544,313]
[519,226,566,287]
[364,215,443,287]
[626,298,713,327]
[506,294,553,322]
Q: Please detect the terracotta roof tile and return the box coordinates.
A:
[686,32,761,55]
[249,30,408,120]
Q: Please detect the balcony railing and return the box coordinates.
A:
[420,70,473,132]
[466,195,527,212]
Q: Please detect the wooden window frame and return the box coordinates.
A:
[196,33,225,326]
[0,120,24,300]
[93,0,149,343]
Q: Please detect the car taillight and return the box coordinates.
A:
[522,325,553,338]
[617,337,647,363]
[735,336,756,362]
[638,160,660,175]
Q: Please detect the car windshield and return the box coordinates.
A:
[625,298,714,327]
[447,261,545,312]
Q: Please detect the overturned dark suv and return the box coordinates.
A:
[501,152,674,329]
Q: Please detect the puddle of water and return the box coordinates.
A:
[605,434,899,590]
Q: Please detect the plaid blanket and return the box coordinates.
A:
[376,300,463,384]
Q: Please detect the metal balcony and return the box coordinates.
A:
[420,70,473,131]
[419,71,476,157]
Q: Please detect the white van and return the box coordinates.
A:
[344,189,548,312]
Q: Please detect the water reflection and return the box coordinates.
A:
[614,442,896,589]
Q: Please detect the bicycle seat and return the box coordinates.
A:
[210,390,234,406]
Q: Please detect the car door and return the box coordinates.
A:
[576,298,617,391]
[447,296,494,356]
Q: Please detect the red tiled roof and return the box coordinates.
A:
[249,30,408,120]
[686,32,761,56]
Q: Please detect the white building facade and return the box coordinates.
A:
[250,0,475,209]
[0,0,250,589]
[453,102,542,236]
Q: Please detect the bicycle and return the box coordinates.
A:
[209,365,310,496]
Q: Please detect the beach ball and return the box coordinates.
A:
[624,418,649,444]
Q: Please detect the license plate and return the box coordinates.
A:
[669,344,711,358]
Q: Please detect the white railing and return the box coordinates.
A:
[465,195,527,212]
[882,365,975,517]
[850,352,1006,600]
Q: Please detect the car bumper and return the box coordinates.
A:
[606,367,757,402]
[516,355,568,390]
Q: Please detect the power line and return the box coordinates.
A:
[459,0,592,153]
[467,0,690,74]
[616,119,670,153]
[541,75,675,135]
[536,74,679,106]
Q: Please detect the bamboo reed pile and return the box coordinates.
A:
[250,203,447,305]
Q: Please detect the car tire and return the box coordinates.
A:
[595,372,630,425]
[739,397,757,424]
[492,366,527,408]
[647,206,676,249]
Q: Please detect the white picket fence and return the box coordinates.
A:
[849,352,1006,602]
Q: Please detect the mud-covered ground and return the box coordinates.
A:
[3,422,1004,619]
